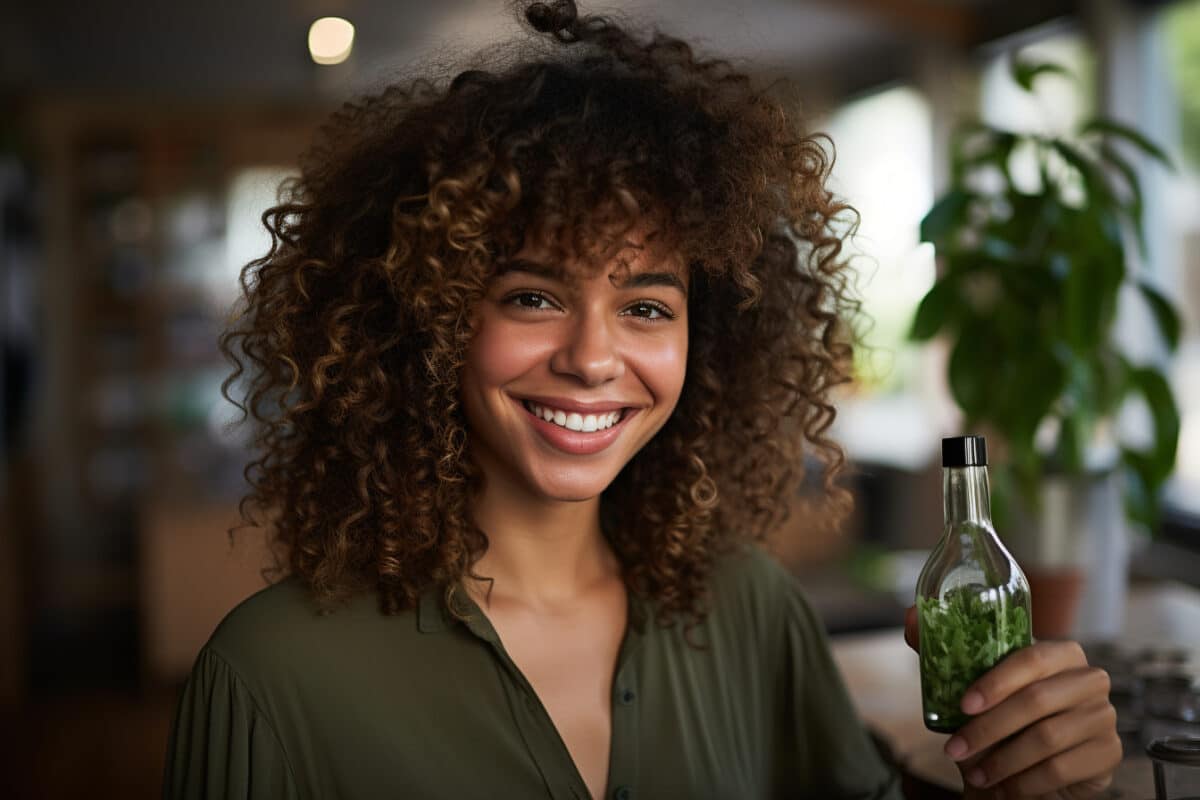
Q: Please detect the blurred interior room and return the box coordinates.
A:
[3,0,1200,797]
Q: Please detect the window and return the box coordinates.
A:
[1160,0,1200,517]
[223,167,295,308]
[823,85,942,469]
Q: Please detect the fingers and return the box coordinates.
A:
[958,640,1089,717]
[939,639,1120,797]
[962,701,1119,790]
[904,606,918,651]
[944,664,1111,759]
[998,729,1121,796]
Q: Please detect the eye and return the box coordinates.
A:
[623,301,675,321]
[505,291,558,311]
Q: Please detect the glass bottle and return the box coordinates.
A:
[916,435,1033,733]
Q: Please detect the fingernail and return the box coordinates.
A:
[961,690,984,714]
[966,767,987,787]
[945,736,967,759]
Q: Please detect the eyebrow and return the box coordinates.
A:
[496,258,688,295]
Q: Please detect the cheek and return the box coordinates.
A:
[464,316,552,389]
[634,331,689,408]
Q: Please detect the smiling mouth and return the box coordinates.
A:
[520,400,629,433]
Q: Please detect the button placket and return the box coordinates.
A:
[484,642,580,800]
[510,675,583,798]
[606,659,639,800]
[460,594,586,799]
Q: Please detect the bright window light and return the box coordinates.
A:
[825,86,936,394]
[224,167,295,305]
[309,17,355,66]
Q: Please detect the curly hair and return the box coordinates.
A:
[220,0,860,627]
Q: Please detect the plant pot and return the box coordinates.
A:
[1023,565,1086,640]
[1005,469,1128,641]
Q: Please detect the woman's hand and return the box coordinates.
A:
[904,607,1122,799]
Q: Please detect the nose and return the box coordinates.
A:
[550,311,625,386]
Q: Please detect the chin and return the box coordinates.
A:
[527,466,620,503]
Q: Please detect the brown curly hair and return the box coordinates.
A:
[220,0,860,626]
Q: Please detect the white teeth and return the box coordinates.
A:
[524,401,624,432]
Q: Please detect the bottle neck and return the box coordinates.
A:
[943,465,993,527]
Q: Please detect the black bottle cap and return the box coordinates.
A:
[942,435,987,467]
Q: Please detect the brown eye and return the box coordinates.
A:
[507,291,555,310]
[624,301,673,320]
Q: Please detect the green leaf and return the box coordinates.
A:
[1052,205,1125,337]
[1011,59,1072,92]
[940,316,1008,422]
[921,190,972,246]
[1008,440,1045,514]
[1051,140,1116,208]
[1097,141,1147,255]
[1121,451,1158,532]
[1062,250,1106,353]
[951,128,1019,185]
[1093,349,1130,417]
[991,466,1012,533]
[980,236,1021,263]
[909,277,958,341]
[1080,118,1175,170]
[1057,413,1085,472]
[1008,351,1066,446]
[947,319,994,418]
[1138,282,1183,352]
[1127,365,1181,486]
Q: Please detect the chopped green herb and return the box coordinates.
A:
[917,585,1031,732]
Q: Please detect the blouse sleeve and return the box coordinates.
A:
[163,646,300,800]
[777,575,904,800]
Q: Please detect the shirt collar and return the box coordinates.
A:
[417,584,451,633]
[417,580,650,637]
[415,583,501,643]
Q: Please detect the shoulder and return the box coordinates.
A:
[206,576,321,660]
[708,543,802,611]
[204,576,407,689]
[704,543,821,641]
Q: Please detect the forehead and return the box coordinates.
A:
[496,229,689,289]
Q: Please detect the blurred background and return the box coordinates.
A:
[2,0,1200,797]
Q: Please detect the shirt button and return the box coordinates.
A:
[613,787,632,800]
[619,688,636,705]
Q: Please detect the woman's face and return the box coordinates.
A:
[460,237,689,505]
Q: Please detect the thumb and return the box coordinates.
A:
[904,605,919,652]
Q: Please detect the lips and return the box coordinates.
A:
[515,395,631,414]
[522,400,625,432]
[511,395,640,455]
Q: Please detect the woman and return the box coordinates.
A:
[164,2,1121,797]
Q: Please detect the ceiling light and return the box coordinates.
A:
[308,17,355,66]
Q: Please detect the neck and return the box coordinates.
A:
[467,474,619,610]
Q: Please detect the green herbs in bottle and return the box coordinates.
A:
[916,435,1033,733]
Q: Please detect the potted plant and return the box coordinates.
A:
[908,56,1182,638]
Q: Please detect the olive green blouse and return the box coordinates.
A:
[163,546,902,799]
